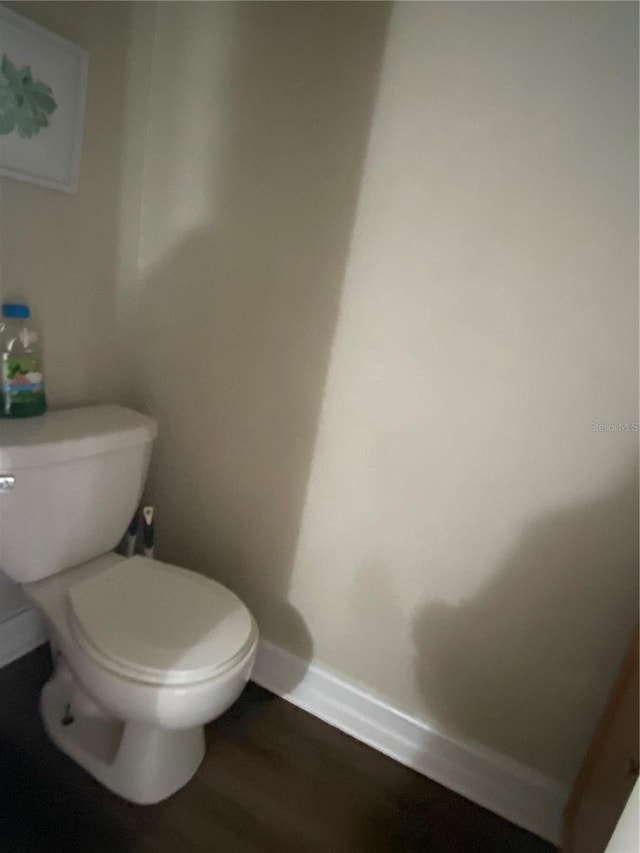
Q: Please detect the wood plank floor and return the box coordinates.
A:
[0,646,556,853]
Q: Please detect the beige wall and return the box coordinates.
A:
[121,2,391,660]
[1,1,637,792]
[287,3,638,785]
[128,2,637,788]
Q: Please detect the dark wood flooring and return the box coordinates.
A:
[0,646,556,853]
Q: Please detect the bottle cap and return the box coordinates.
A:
[2,303,30,319]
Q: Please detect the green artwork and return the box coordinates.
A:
[0,52,57,138]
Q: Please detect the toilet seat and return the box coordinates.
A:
[67,556,257,686]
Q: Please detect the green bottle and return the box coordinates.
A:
[0,303,47,418]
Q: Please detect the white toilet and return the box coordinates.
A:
[0,405,258,804]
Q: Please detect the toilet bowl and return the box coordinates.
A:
[25,551,258,803]
[0,405,259,803]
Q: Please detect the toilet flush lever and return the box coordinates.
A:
[0,475,15,491]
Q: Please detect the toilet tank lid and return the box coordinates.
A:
[0,405,157,469]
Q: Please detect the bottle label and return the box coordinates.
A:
[2,356,45,397]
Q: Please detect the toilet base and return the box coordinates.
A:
[40,661,206,804]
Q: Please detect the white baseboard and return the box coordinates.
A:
[0,606,48,668]
[252,639,568,845]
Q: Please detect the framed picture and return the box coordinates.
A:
[0,5,88,193]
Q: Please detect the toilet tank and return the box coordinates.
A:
[0,405,157,583]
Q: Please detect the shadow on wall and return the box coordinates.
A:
[344,473,637,852]
[413,471,639,785]
[118,2,392,685]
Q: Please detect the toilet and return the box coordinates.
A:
[0,405,258,804]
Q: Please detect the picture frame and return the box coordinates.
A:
[0,4,88,193]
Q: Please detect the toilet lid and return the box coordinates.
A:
[67,557,257,685]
